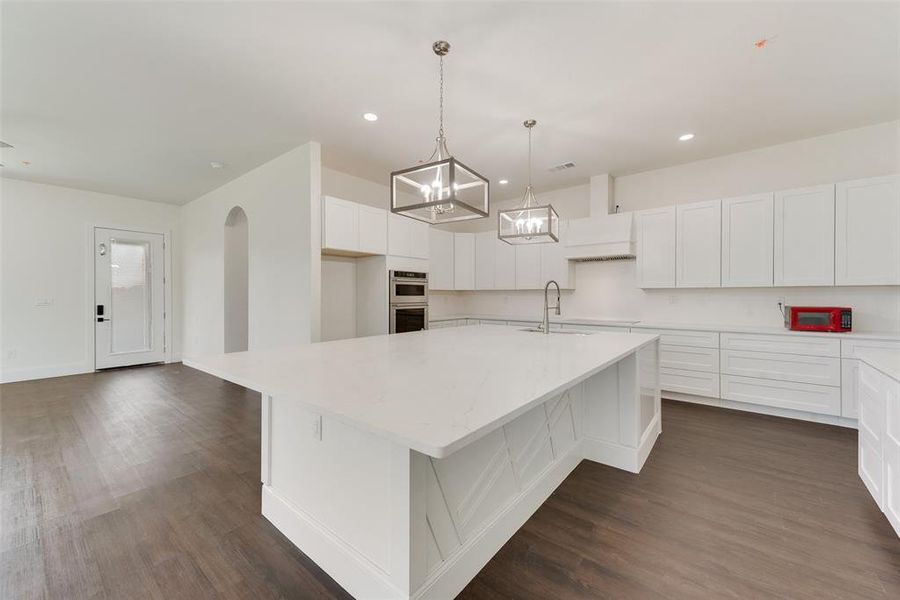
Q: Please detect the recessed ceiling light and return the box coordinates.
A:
[499,179,509,185]
[363,112,378,122]
[210,161,225,169]
[21,160,31,166]
[678,133,695,141]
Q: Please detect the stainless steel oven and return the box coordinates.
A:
[389,270,428,305]
[390,303,429,334]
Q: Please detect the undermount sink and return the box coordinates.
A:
[519,328,594,335]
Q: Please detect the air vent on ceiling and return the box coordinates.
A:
[548,161,576,172]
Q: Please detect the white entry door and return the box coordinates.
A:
[95,228,166,369]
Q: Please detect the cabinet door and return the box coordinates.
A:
[676,200,721,287]
[836,175,900,285]
[388,213,411,257]
[721,193,773,287]
[841,359,859,419]
[475,231,496,290]
[515,245,542,289]
[453,233,476,290]
[774,184,835,286]
[494,238,516,290]
[428,228,454,290]
[410,221,430,259]
[357,205,387,255]
[636,207,676,288]
[540,222,574,289]
[322,196,358,252]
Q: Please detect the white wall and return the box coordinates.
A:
[322,167,391,210]
[0,178,179,382]
[434,121,900,333]
[180,142,322,358]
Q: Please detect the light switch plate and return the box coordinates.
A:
[35,297,53,306]
[311,414,322,441]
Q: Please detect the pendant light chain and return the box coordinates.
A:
[438,53,444,138]
[527,124,533,189]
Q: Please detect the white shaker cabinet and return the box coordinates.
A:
[453,233,476,290]
[357,205,388,255]
[322,196,387,256]
[721,193,773,287]
[322,196,359,252]
[428,228,454,290]
[515,245,542,289]
[410,221,430,259]
[835,175,900,285]
[636,206,676,288]
[676,200,721,288]
[494,237,517,290]
[388,213,429,259]
[475,231,496,290]
[540,222,575,289]
[774,184,835,286]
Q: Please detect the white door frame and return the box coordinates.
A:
[84,223,174,371]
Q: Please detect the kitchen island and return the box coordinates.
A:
[185,325,660,600]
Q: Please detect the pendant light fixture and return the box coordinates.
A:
[390,41,489,224]
[498,120,559,244]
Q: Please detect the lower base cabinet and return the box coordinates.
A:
[721,374,842,416]
[857,360,900,536]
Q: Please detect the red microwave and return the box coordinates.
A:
[784,306,852,332]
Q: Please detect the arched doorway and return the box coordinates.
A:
[224,206,249,353]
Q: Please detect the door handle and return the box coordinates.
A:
[96,317,110,322]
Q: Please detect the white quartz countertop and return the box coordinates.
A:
[857,348,900,382]
[430,314,900,341]
[184,326,658,458]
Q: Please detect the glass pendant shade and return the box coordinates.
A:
[498,119,559,244]
[390,40,489,224]
[498,188,559,244]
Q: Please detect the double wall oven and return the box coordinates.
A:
[389,270,429,334]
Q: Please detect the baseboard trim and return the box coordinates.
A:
[581,413,661,474]
[0,362,91,384]
[664,391,858,429]
[262,486,403,600]
[413,447,582,600]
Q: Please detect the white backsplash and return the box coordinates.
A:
[432,260,900,333]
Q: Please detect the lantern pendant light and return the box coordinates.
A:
[390,41,490,224]
[498,120,559,244]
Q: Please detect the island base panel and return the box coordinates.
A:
[261,343,661,599]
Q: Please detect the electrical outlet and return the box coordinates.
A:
[311,414,322,441]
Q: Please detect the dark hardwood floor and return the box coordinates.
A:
[2,364,898,599]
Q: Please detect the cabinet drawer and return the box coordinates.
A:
[632,328,719,349]
[660,345,719,373]
[720,349,840,387]
[721,374,841,415]
[841,338,900,360]
[860,436,884,510]
[720,332,839,357]
[660,368,719,398]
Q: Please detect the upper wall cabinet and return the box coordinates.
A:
[676,200,721,288]
[774,184,835,286]
[636,207,676,288]
[453,233,476,290]
[388,213,429,259]
[322,196,386,256]
[475,231,496,290]
[835,175,900,286]
[428,228,454,290]
[721,193,773,287]
[515,245,542,290]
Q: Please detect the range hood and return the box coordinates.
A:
[564,212,636,262]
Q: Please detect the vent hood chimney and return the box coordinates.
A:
[564,174,636,262]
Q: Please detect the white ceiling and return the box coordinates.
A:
[2,2,898,205]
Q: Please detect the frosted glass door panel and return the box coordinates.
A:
[110,239,152,353]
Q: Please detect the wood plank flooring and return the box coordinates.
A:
[2,363,898,599]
